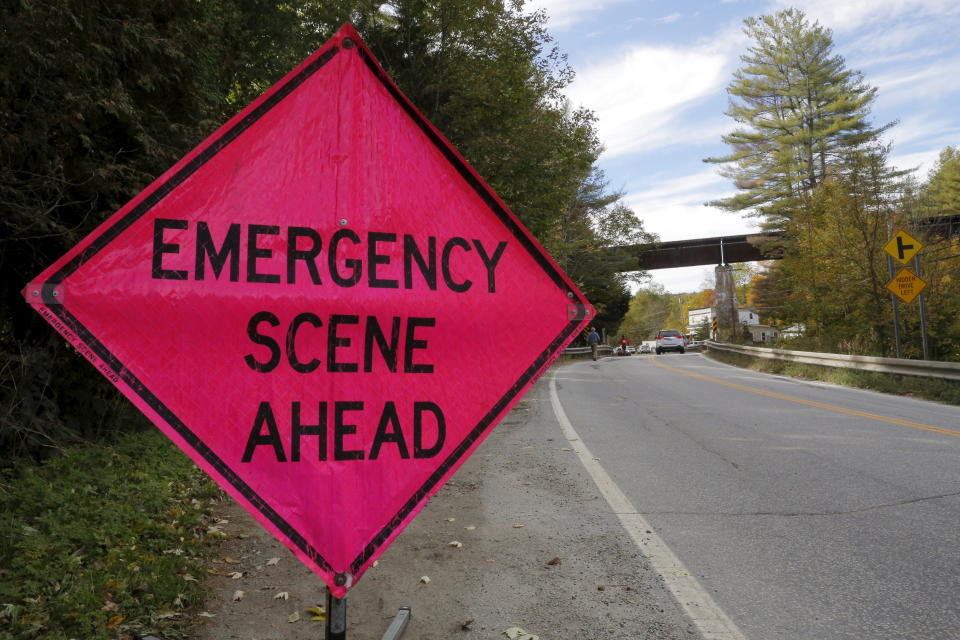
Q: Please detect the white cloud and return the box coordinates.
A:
[884,116,960,151]
[871,54,960,104]
[772,0,960,34]
[638,265,719,294]
[655,12,683,24]
[523,0,634,31]
[890,148,944,178]
[622,169,759,243]
[565,44,732,158]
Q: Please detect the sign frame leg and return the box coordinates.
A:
[326,590,347,640]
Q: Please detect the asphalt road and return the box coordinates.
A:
[554,352,960,640]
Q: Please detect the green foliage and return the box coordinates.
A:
[616,285,686,343]
[1,0,240,462]
[0,430,221,640]
[925,146,960,215]
[2,0,646,460]
[759,146,905,354]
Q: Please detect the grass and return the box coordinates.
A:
[704,349,960,406]
[0,430,223,640]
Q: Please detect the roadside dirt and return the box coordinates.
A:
[195,371,699,639]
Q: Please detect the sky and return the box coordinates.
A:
[524,0,960,293]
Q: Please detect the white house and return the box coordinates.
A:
[687,307,764,335]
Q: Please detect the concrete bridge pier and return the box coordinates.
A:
[713,264,738,342]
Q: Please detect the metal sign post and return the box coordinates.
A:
[913,255,930,360]
[886,254,902,359]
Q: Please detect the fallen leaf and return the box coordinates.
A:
[446,517,456,522]
[232,590,245,601]
[307,605,326,621]
[503,627,540,640]
[461,619,474,630]
[561,447,573,451]
[546,557,561,566]
[372,560,379,567]
[223,556,240,564]
[464,525,477,530]
[197,612,216,618]
[101,601,119,612]
[206,568,221,575]
[181,574,198,582]
[274,592,289,600]
[512,524,524,529]
[419,575,430,584]
[449,541,463,548]
[106,615,124,629]
[288,611,300,623]
[266,557,280,566]
[597,585,605,591]
[228,571,244,580]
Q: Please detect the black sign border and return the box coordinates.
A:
[39,30,588,584]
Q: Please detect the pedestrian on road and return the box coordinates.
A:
[587,327,601,361]
[619,335,629,355]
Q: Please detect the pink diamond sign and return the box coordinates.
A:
[25,24,593,596]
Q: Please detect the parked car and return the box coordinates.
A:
[687,340,705,350]
[639,344,650,354]
[655,329,685,354]
[626,345,636,354]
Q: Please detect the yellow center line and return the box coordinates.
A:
[649,357,960,439]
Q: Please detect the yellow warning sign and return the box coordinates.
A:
[883,230,922,264]
[886,268,927,304]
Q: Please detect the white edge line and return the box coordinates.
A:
[549,370,748,640]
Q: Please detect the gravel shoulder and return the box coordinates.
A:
[197,366,700,639]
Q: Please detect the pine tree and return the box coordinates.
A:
[705,8,890,232]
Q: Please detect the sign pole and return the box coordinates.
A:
[886,255,902,359]
[913,255,930,360]
[326,589,347,640]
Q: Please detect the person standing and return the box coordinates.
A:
[587,327,601,361]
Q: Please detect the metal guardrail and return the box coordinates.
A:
[705,340,960,381]
[563,345,614,357]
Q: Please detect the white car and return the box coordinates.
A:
[639,344,651,354]
[655,329,685,354]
